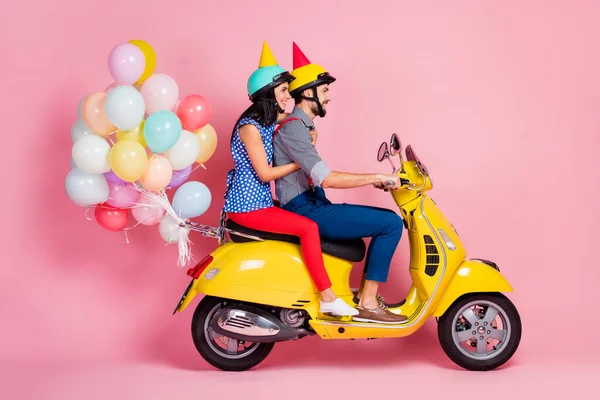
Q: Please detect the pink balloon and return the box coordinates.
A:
[106,182,141,208]
[140,73,179,114]
[131,193,164,226]
[108,43,145,85]
[105,82,119,93]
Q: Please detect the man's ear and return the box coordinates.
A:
[302,88,314,98]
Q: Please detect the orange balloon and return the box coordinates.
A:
[82,92,116,137]
[193,123,218,165]
[139,155,173,191]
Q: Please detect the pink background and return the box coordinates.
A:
[2,0,599,398]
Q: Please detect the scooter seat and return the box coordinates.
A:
[225,219,366,263]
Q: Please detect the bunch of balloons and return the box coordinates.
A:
[65,40,218,265]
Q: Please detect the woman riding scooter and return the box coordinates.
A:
[223,41,358,318]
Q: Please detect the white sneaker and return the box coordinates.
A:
[320,298,359,317]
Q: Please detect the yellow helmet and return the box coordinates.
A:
[288,42,336,96]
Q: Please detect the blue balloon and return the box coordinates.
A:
[144,110,182,153]
[172,181,212,219]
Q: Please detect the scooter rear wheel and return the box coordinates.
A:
[437,293,521,371]
[191,296,274,371]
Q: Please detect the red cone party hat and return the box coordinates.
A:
[289,42,336,95]
[293,42,311,70]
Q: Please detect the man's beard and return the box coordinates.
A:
[311,103,326,117]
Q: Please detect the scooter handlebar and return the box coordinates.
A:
[376,178,411,191]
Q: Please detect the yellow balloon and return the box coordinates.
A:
[116,119,147,148]
[129,39,156,85]
[193,123,218,165]
[110,140,147,182]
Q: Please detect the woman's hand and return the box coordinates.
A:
[310,129,318,147]
[239,124,300,182]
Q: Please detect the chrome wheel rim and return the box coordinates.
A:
[451,300,511,360]
[204,303,260,360]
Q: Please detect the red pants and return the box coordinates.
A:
[227,207,332,292]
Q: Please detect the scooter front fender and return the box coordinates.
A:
[432,259,513,317]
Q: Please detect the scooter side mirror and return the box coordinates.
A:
[390,133,402,156]
[377,142,389,162]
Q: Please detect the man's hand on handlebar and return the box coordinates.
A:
[373,174,400,190]
[373,175,410,191]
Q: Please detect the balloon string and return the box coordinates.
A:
[122,195,167,230]
[191,164,204,174]
[123,219,146,231]
[83,186,196,267]
[133,187,195,267]
[85,192,160,233]
[106,130,118,146]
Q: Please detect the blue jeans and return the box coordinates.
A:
[282,188,403,282]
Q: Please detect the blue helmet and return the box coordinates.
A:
[247,41,295,101]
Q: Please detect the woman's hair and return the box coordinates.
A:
[230,89,278,144]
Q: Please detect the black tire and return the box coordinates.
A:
[437,293,521,371]
[191,296,274,371]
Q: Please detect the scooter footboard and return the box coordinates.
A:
[432,259,513,317]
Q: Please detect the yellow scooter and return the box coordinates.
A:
[173,133,522,372]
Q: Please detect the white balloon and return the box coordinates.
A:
[70,157,77,169]
[65,168,109,206]
[172,181,212,219]
[159,214,182,244]
[72,134,111,174]
[77,95,87,118]
[71,119,94,142]
[164,130,200,170]
[140,73,179,114]
[105,85,145,131]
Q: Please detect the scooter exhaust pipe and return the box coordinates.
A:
[209,304,311,343]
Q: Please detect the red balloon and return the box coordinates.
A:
[177,94,212,131]
[95,203,129,231]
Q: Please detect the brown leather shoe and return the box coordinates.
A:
[352,289,386,305]
[353,302,408,324]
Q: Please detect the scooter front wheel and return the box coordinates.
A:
[437,293,521,371]
[191,296,274,371]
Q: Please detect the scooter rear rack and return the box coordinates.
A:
[179,211,264,245]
